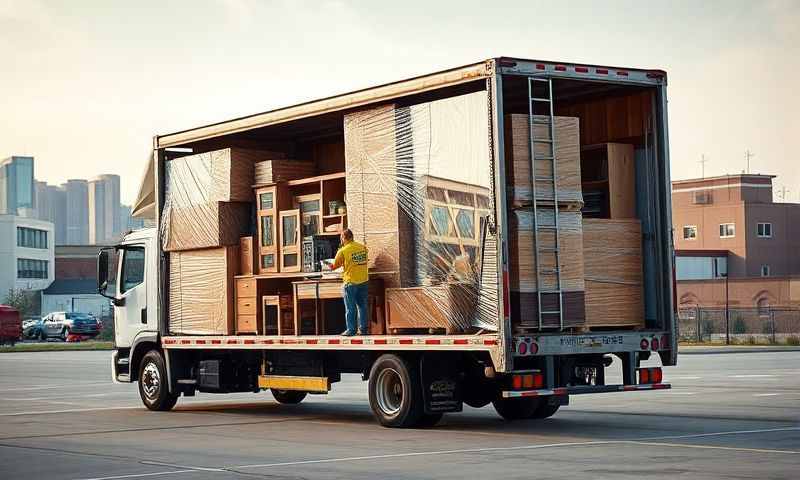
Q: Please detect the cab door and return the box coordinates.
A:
[115,245,147,348]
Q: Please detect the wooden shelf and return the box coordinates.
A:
[322,213,347,219]
[251,172,346,189]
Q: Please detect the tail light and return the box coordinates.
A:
[638,367,663,385]
[511,372,544,390]
[518,341,528,355]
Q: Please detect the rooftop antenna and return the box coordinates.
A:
[698,154,708,179]
[745,149,755,174]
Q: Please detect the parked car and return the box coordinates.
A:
[40,312,100,341]
[22,318,45,340]
[0,305,22,346]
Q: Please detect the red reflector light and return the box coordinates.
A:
[616,70,629,76]
[575,66,589,73]
[596,68,609,74]
[640,338,649,350]
[652,368,663,384]
[532,373,544,388]
[651,338,660,351]
[555,65,567,71]
[512,375,523,389]
[518,341,528,355]
[639,368,650,384]
[535,63,546,70]
[530,342,539,355]
[522,374,534,389]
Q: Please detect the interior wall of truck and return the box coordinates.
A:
[501,74,670,334]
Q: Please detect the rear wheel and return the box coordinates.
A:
[138,350,178,411]
[531,402,560,419]
[368,354,424,428]
[492,397,541,420]
[271,389,307,404]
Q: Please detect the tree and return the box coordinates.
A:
[3,289,38,319]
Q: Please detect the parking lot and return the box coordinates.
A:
[0,350,798,479]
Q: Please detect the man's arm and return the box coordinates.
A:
[331,250,344,270]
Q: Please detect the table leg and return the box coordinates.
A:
[293,286,300,336]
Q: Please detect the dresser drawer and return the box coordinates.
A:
[237,315,257,334]
[236,278,257,298]
[237,297,258,316]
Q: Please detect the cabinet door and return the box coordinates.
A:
[256,187,278,273]
[279,209,301,272]
[295,194,321,238]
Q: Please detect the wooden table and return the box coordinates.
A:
[292,278,344,335]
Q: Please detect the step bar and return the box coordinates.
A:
[502,383,671,398]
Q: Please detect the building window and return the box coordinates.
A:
[757,223,772,238]
[719,223,735,238]
[683,225,698,240]
[17,258,49,279]
[761,264,770,277]
[16,227,48,249]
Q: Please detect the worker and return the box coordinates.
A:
[329,228,369,336]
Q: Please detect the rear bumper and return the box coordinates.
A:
[502,383,671,398]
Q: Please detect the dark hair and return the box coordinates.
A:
[341,228,354,241]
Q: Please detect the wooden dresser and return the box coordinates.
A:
[235,277,267,334]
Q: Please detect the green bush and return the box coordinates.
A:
[786,336,800,346]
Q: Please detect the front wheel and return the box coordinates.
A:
[138,350,178,411]
[368,354,425,428]
[271,389,307,404]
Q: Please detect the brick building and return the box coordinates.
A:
[672,174,800,308]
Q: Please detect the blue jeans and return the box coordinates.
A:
[343,282,369,334]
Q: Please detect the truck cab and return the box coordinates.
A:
[99,227,160,383]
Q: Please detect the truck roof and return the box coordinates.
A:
[154,56,667,149]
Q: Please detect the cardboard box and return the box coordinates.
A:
[168,246,238,335]
[162,201,250,252]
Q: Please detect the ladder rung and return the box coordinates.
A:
[539,290,563,294]
[531,97,552,103]
[530,78,550,83]
[535,175,555,182]
[532,119,551,124]
[540,310,562,315]
[538,247,559,252]
[537,225,557,230]
[534,156,554,161]
[532,138,554,143]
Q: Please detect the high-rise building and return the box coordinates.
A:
[88,174,121,243]
[64,179,89,245]
[35,181,68,244]
[0,156,36,217]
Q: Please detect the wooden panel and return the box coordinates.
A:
[239,236,257,276]
[236,297,258,316]
[236,278,257,298]
[254,160,316,185]
[236,314,257,334]
[607,143,636,218]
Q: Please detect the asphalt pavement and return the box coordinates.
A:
[0,350,797,479]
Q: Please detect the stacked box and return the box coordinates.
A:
[162,201,250,252]
[168,246,238,335]
[504,115,583,207]
[254,160,316,184]
[582,219,644,328]
[508,208,586,328]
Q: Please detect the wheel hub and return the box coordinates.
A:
[375,368,403,416]
[141,362,161,399]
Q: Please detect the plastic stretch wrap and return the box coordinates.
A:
[168,247,237,335]
[160,148,273,251]
[344,91,498,332]
[583,219,644,327]
[505,115,583,207]
[509,208,586,328]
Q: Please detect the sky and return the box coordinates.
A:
[1,0,798,204]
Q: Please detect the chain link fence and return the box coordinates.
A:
[678,307,800,345]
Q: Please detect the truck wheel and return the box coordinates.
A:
[417,413,444,428]
[271,389,307,404]
[531,402,560,419]
[138,350,178,411]
[368,354,424,428]
[492,397,541,420]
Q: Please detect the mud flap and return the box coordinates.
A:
[420,354,463,414]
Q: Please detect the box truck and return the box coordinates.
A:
[101,57,675,427]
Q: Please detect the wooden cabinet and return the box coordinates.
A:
[279,209,301,272]
[235,277,267,334]
[256,185,290,273]
[295,193,322,238]
[580,143,636,219]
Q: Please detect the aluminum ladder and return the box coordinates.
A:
[527,76,564,329]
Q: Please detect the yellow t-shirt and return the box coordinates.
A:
[333,240,369,285]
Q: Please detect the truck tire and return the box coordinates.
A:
[531,402,560,419]
[368,354,424,428]
[138,350,178,411]
[417,413,444,428]
[492,397,541,420]
[271,389,307,404]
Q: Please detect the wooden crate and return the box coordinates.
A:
[385,284,477,334]
[162,201,250,252]
[504,115,583,207]
[255,160,316,185]
[582,218,644,328]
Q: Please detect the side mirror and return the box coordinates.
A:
[97,247,116,301]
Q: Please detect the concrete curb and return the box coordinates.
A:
[679,345,800,355]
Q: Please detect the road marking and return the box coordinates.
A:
[622,440,798,455]
[671,376,702,380]
[753,393,781,397]
[729,374,776,378]
[663,391,697,395]
[70,426,800,480]
[0,406,141,417]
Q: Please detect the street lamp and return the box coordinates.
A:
[722,271,730,345]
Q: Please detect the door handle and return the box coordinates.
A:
[141,308,147,325]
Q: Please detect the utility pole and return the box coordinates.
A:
[745,149,755,174]
[698,154,708,179]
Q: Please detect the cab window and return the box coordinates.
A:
[120,247,145,294]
